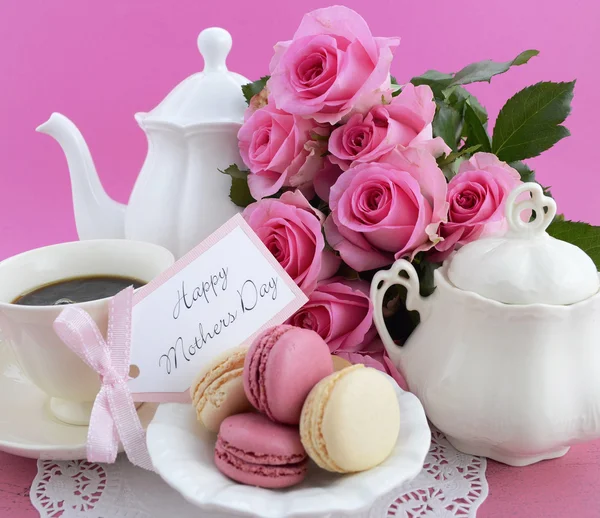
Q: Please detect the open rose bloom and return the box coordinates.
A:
[238,103,327,199]
[328,84,450,170]
[236,6,529,386]
[268,6,399,124]
[287,278,376,352]
[325,149,448,271]
[434,153,522,260]
[242,191,340,294]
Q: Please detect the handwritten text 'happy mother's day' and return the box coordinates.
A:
[158,267,279,374]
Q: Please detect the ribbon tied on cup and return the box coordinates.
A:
[53,286,153,471]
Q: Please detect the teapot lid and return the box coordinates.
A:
[141,27,249,126]
[447,182,599,305]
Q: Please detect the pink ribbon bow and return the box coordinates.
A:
[53,286,153,471]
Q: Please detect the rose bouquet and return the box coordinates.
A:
[222,5,599,381]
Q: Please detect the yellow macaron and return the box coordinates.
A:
[300,364,400,473]
[190,346,251,433]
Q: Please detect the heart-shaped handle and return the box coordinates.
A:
[505,182,557,238]
[370,259,430,366]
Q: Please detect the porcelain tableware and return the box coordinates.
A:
[371,183,600,466]
[0,239,174,426]
[0,342,156,460]
[147,378,430,518]
[37,27,249,259]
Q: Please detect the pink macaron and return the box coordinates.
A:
[214,412,308,489]
[244,325,333,425]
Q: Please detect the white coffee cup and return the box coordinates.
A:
[0,240,174,425]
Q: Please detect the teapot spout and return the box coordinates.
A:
[37,113,126,240]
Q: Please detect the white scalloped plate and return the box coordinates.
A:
[147,377,431,518]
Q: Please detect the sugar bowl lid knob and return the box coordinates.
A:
[197,27,232,72]
[505,182,557,238]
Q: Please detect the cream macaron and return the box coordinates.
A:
[300,364,400,473]
[190,346,252,433]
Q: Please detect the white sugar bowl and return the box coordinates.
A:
[371,182,600,466]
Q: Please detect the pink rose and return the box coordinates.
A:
[268,6,399,124]
[238,102,327,199]
[328,84,450,170]
[334,349,408,390]
[434,152,521,258]
[243,191,340,294]
[288,278,376,352]
[324,148,448,271]
[313,157,343,203]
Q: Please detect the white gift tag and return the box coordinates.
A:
[127,214,307,402]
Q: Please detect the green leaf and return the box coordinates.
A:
[410,70,454,99]
[433,103,463,151]
[542,185,553,198]
[461,144,483,155]
[448,50,539,87]
[436,144,481,168]
[411,70,454,85]
[463,102,492,152]
[389,75,402,97]
[219,164,248,179]
[509,161,536,182]
[439,155,467,181]
[546,220,600,270]
[414,258,441,297]
[241,76,270,105]
[492,81,575,162]
[219,164,255,207]
[444,86,488,124]
[412,50,538,101]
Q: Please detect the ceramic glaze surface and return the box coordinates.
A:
[0,342,157,460]
[147,378,431,518]
[0,239,174,424]
[448,183,600,305]
[372,259,600,466]
[36,28,248,259]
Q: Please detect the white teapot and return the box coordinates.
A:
[37,28,249,258]
[371,183,600,466]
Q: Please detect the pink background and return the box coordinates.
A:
[1,4,599,514]
[0,0,598,260]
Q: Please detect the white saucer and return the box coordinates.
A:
[0,342,156,460]
[148,375,431,518]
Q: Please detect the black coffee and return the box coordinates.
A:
[13,275,145,306]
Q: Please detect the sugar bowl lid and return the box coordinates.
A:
[142,27,249,126]
[447,182,599,305]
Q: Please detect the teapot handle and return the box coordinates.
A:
[370,259,429,356]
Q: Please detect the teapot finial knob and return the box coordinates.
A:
[505,182,557,238]
[197,27,232,73]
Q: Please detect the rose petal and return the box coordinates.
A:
[314,158,344,202]
[324,213,393,272]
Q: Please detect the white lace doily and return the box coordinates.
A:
[31,429,487,518]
